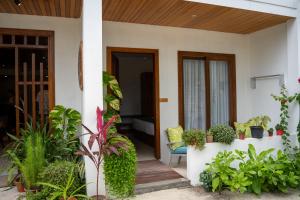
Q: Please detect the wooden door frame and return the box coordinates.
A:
[178,51,237,129]
[0,28,55,136]
[107,47,160,159]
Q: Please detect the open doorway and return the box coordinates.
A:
[107,47,160,160]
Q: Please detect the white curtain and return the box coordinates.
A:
[183,59,206,130]
[210,60,229,126]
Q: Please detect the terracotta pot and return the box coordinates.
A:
[60,197,77,200]
[14,179,25,193]
[206,135,213,143]
[239,133,245,140]
[268,131,273,137]
[277,129,284,136]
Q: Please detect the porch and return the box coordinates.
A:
[0,0,299,198]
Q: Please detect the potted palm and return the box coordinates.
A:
[234,122,251,140]
[275,124,284,136]
[249,115,271,139]
[268,128,274,136]
[206,131,213,143]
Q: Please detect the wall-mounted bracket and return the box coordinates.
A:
[250,74,284,89]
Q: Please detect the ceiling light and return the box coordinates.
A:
[4,75,7,78]
[192,15,197,18]
[14,0,23,6]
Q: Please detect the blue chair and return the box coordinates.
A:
[165,131,187,166]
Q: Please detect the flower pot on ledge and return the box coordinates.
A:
[250,126,264,138]
[238,132,245,140]
[206,135,213,143]
[276,130,284,136]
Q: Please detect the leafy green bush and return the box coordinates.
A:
[182,129,206,149]
[204,144,300,195]
[199,170,212,192]
[210,125,236,144]
[38,161,85,198]
[8,132,45,189]
[104,138,137,198]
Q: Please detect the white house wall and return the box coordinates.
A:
[0,13,82,111]
[249,24,288,129]
[103,21,253,163]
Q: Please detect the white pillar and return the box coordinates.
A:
[286,11,300,133]
[82,0,104,196]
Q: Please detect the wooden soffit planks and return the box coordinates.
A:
[0,0,82,18]
[103,0,293,34]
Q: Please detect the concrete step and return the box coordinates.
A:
[135,178,191,195]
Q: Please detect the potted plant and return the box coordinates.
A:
[268,128,274,136]
[14,175,25,193]
[182,129,206,149]
[248,115,271,139]
[206,131,213,143]
[275,124,284,136]
[209,125,236,145]
[234,122,251,140]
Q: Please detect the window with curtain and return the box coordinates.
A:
[179,52,236,130]
[183,59,206,130]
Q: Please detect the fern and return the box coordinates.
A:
[11,132,46,189]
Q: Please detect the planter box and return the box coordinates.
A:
[187,135,298,186]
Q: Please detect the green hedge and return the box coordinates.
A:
[104,138,137,198]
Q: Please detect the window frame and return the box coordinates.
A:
[178,51,237,130]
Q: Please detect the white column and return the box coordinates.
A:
[286,9,300,134]
[82,0,104,196]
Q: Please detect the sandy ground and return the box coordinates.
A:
[1,186,300,200]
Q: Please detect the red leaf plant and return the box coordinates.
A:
[76,107,128,200]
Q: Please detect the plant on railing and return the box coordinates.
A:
[76,107,129,200]
[182,129,206,149]
[210,125,236,145]
[272,85,294,153]
[234,122,251,139]
[103,71,123,134]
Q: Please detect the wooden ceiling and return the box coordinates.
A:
[103,0,292,34]
[0,0,82,18]
[0,0,293,34]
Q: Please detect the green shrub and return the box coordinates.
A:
[210,125,236,144]
[104,138,136,198]
[204,144,300,195]
[199,170,212,192]
[8,132,45,189]
[182,129,206,149]
[38,161,84,198]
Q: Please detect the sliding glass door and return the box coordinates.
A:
[178,52,236,130]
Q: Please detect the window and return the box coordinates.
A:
[178,51,236,130]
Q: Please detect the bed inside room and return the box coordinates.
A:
[111,52,155,161]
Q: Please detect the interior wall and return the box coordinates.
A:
[117,56,153,116]
[103,21,252,163]
[249,24,288,129]
[0,13,82,111]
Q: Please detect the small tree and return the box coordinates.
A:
[76,107,128,200]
